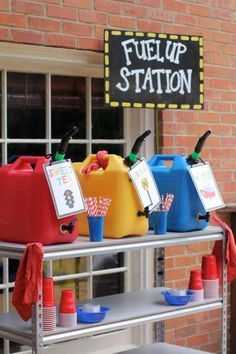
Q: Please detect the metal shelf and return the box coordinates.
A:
[0,288,222,347]
[0,226,226,353]
[0,226,223,260]
[116,342,212,353]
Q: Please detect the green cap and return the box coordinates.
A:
[55,151,65,161]
[128,152,138,163]
[191,151,200,160]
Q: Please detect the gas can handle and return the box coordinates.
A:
[149,154,183,165]
[10,156,47,171]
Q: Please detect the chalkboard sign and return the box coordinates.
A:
[104,30,204,110]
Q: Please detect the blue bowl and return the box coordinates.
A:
[77,306,110,323]
[161,290,194,306]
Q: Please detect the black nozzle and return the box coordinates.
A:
[124,130,151,167]
[55,126,78,161]
[187,130,211,165]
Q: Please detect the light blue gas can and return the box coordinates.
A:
[148,154,208,232]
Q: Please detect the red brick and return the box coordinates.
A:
[210,101,232,112]
[0,13,26,27]
[187,312,209,324]
[220,21,236,33]
[78,37,103,51]
[199,319,221,332]
[39,0,60,3]
[108,15,136,29]
[189,4,210,17]
[211,31,232,44]
[174,14,198,27]
[137,19,162,33]
[210,7,232,20]
[122,4,148,18]
[63,22,92,36]
[176,325,198,339]
[12,29,44,44]
[166,317,188,330]
[12,1,45,15]
[0,0,10,10]
[187,333,209,347]
[163,0,186,12]
[64,0,93,9]
[79,10,107,25]
[197,17,219,30]
[220,90,236,101]
[137,0,161,7]
[199,112,219,123]
[165,245,187,257]
[175,255,198,267]
[95,0,121,14]
[46,33,76,48]
[29,17,60,32]
[0,27,10,40]
[165,268,187,281]
[162,123,186,135]
[208,53,231,66]
[209,78,231,90]
[47,5,77,20]
[150,9,175,22]
[221,114,236,123]
[205,42,222,54]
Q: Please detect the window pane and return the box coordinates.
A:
[7,72,45,139]
[92,78,123,139]
[93,253,124,297]
[51,143,86,163]
[54,278,88,303]
[7,144,46,162]
[51,76,86,139]
[92,144,124,156]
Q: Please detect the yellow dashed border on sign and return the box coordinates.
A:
[104,30,204,110]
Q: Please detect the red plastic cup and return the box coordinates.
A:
[201,255,218,280]
[43,277,55,307]
[59,289,76,314]
[188,269,203,290]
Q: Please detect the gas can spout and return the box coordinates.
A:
[187,130,211,165]
[54,126,78,162]
[124,130,151,167]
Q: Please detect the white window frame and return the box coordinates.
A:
[0,42,155,354]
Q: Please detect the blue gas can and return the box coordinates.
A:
[148,154,208,232]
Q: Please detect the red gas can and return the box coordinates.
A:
[0,156,78,245]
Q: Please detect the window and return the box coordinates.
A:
[0,42,155,354]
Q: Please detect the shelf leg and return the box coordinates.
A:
[32,288,43,354]
[222,233,227,354]
[155,248,165,342]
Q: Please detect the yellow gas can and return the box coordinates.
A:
[73,154,148,238]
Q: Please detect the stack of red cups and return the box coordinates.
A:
[188,269,204,302]
[58,289,77,327]
[201,255,219,299]
[42,277,56,331]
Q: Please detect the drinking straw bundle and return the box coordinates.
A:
[85,197,111,216]
[156,193,174,212]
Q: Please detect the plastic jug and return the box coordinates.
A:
[0,156,78,245]
[74,154,148,238]
[148,154,209,232]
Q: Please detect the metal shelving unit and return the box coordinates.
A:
[0,226,227,354]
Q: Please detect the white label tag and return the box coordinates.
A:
[128,158,161,211]
[188,162,225,211]
[43,160,86,219]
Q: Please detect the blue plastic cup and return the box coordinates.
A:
[153,211,168,235]
[87,216,104,242]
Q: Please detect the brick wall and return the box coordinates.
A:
[0,1,235,353]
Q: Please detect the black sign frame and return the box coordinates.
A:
[104,29,204,110]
